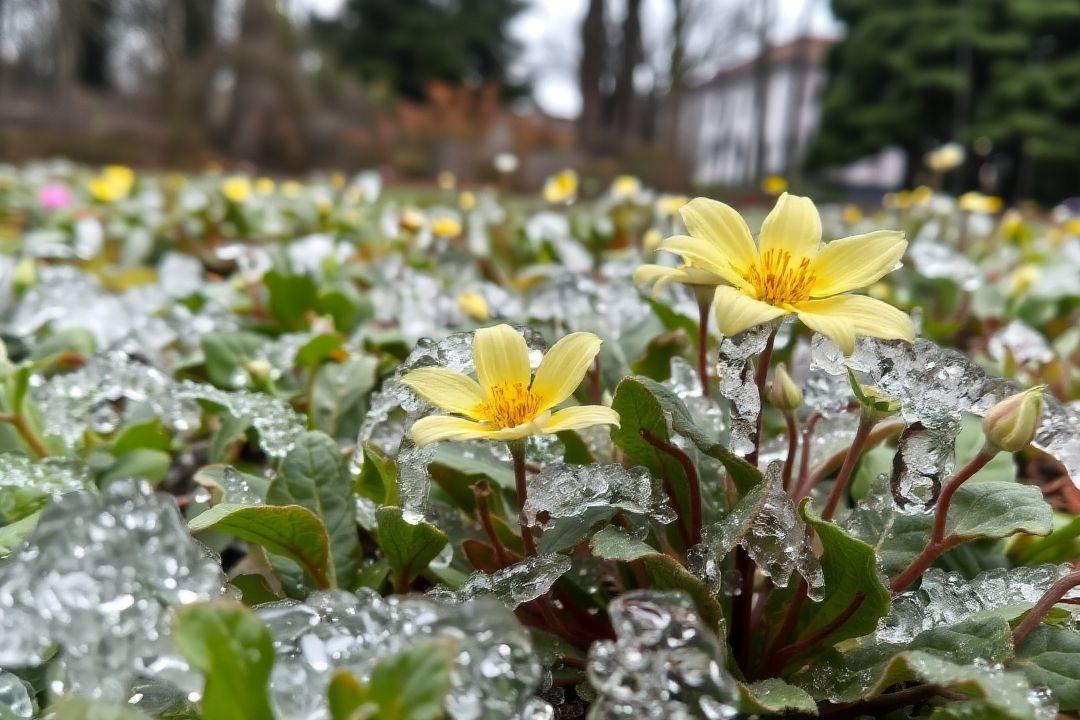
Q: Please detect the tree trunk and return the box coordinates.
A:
[613,0,642,144]
[750,0,773,183]
[665,0,687,154]
[578,0,606,150]
[77,0,111,89]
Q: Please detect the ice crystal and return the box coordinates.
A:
[987,320,1055,367]
[586,590,738,720]
[259,588,545,720]
[715,321,776,458]
[0,455,90,519]
[173,381,305,458]
[909,241,981,291]
[429,554,572,608]
[523,463,675,529]
[0,672,33,718]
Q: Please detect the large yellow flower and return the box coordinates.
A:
[402,324,620,446]
[651,193,914,355]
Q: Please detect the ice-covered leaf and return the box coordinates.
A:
[1014,626,1080,711]
[430,553,570,608]
[327,642,453,720]
[0,670,32,719]
[172,601,275,720]
[715,321,777,457]
[376,506,449,590]
[201,331,268,390]
[193,464,268,506]
[189,503,332,588]
[177,381,305,459]
[311,355,379,441]
[737,678,817,716]
[0,454,90,522]
[269,431,362,590]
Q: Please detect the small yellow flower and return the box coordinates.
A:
[402,324,620,445]
[761,175,788,196]
[437,171,456,191]
[543,169,579,204]
[1009,265,1039,297]
[282,181,302,198]
[884,190,912,210]
[842,205,862,226]
[911,186,934,206]
[399,208,425,233]
[611,175,642,202]
[925,143,965,173]
[656,194,689,217]
[640,194,914,355]
[959,192,1002,215]
[330,171,346,189]
[459,191,477,212]
[643,228,662,252]
[458,292,490,321]
[222,176,253,204]
[255,177,276,195]
[1063,218,1080,237]
[88,165,135,202]
[983,386,1044,453]
[431,216,462,239]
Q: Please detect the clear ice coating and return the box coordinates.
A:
[908,241,982,291]
[174,381,305,459]
[810,334,1080,484]
[429,554,572,608]
[891,422,952,512]
[664,357,725,439]
[715,321,777,458]
[0,454,91,519]
[876,565,1080,645]
[586,590,738,720]
[525,270,648,339]
[522,463,675,529]
[0,671,33,718]
[0,479,228,700]
[987,319,1056,367]
[258,588,547,720]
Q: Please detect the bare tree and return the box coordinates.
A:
[750,0,776,183]
[578,0,606,149]
[612,0,642,143]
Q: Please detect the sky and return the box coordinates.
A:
[300,0,842,119]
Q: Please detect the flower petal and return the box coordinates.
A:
[542,405,621,433]
[473,324,531,392]
[410,415,495,446]
[713,285,787,338]
[400,367,485,419]
[796,294,914,356]
[530,332,602,411]
[679,197,758,271]
[759,192,822,262]
[810,230,907,297]
[658,235,750,290]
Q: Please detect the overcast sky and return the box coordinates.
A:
[300,0,841,118]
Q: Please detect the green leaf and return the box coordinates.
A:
[316,287,368,333]
[849,445,893,501]
[590,526,725,633]
[738,678,817,716]
[1014,626,1080,711]
[946,481,1052,541]
[629,330,690,381]
[538,506,620,554]
[1011,514,1080,565]
[172,601,275,720]
[954,415,1016,483]
[330,641,454,720]
[356,444,397,506]
[43,697,153,720]
[311,356,379,441]
[269,431,362,589]
[100,448,171,486]
[430,444,514,489]
[209,413,251,463]
[556,430,594,465]
[635,376,762,495]
[376,506,448,591]
[265,271,318,331]
[111,419,171,453]
[296,333,344,370]
[189,503,332,589]
[202,332,268,389]
[193,464,269,505]
[0,511,39,556]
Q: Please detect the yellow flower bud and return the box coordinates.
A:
[761,175,788,196]
[255,177,276,195]
[431,216,462,239]
[437,171,456,191]
[543,169,578,204]
[399,208,425,233]
[457,292,490,321]
[982,386,1044,453]
[13,257,36,289]
[642,228,662,252]
[842,204,862,226]
[459,191,477,212]
[768,363,803,412]
[1009,265,1039,297]
[222,176,253,204]
[244,359,272,383]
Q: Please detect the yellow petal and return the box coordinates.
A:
[473,324,531,392]
[759,192,822,262]
[679,198,758,271]
[410,415,495,445]
[796,294,914,355]
[541,405,621,433]
[713,285,787,337]
[400,367,485,419]
[810,230,907,297]
[659,235,750,290]
[530,332,602,411]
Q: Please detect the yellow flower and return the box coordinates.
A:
[431,216,462,238]
[649,194,914,355]
[959,192,1002,215]
[255,177,276,195]
[88,165,135,202]
[642,228,662,252]
[611,175,642,202]
[1063,218,1080,237]
[458,292,490,321]
[402,324,620,445]
[222,176,253,203]
[543,169,578,204]
[459,191,477,212]
[884,190,912,210]
[399,208,425,233]
[437,171,456,191]
[925,143,965,173]
[282,181,302,198]
[842,205,862,226]
[656,194,689,217]
[1009,265,1039,297]
[330,171,346,189]
[911,185,934,206]
[761,175,788,196]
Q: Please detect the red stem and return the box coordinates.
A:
[1012,570,1080,647]
[472,483,510,568]
[821,415,875,520]
[697,293,711,395]
[764,593,866,676]
[781,413,799,491]
[640,428,703,546]
[745,328,777,468]
[509,442,537,557]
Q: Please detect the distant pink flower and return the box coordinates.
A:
[38,183,73,210]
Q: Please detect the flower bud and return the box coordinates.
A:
[982,386,1044,453]
[847,369,899,421]
[768,363,802,412]
[457,292,490,322]
[13,257,36,290]
[244,359,272,384]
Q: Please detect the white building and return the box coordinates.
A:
[678,37,904,189]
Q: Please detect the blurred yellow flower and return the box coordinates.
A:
[925,143,965,173]
[543,169,578,204]
[399,208,425,233]
[884,190,912,210]
[432,216,462,238]
[1063,218,1080,237]
[255,177,276,195]
[457,292,490,321]
[641,194,913,355]
[656,194,689,217]
[842,205,862,225]
[282,181,302,198]
[88,165,135,202]
[959,192,1003,214]
[222,176,253,204]
[402,324,619,445]
[330,171,346,189]
[1009,265,1040,297]
[459,191,477,212]
[911,186,933,206]
[611,175,642,202]
[642,228,662,252]
[437,171,456,191]
[761,175,788,196]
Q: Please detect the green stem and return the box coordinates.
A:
[0,412,49,459]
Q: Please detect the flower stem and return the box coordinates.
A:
[0,412,49,459]
[821,414,876,521]
[889,449,997,593]
[640,428,702,546]
[696,292,711,395]
[781,412,799,491]
[508,440,537,557]
[590,355,603,405]
[763,593,866,677]
[819,684,945,719]
[1012,570,1080,647]
[471,482,510,567]
[795,419,903,502]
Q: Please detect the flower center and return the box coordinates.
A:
[743,248,817,305]
[475,382,543,429]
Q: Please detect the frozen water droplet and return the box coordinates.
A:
[715,321,776,459]
[431,554,571,608]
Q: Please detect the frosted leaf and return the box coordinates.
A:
[810,335,1080,483]
[586,590,738,720]
[665,357,725,439]
[802,367,854,417]
[876,565,1080,644]
[157,252,204,298]
[909,241,982,291]
[259,588,543,720]
[430,554,572,608]
[715,321,777,458]
[0,672,33,718]
[987,320,1055,367]
[523,463,675,529]
[0,455,91,518]
[174,381,305,459]
[525,271,647,338]
[0,479,228,700]
[891,422,954,513]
